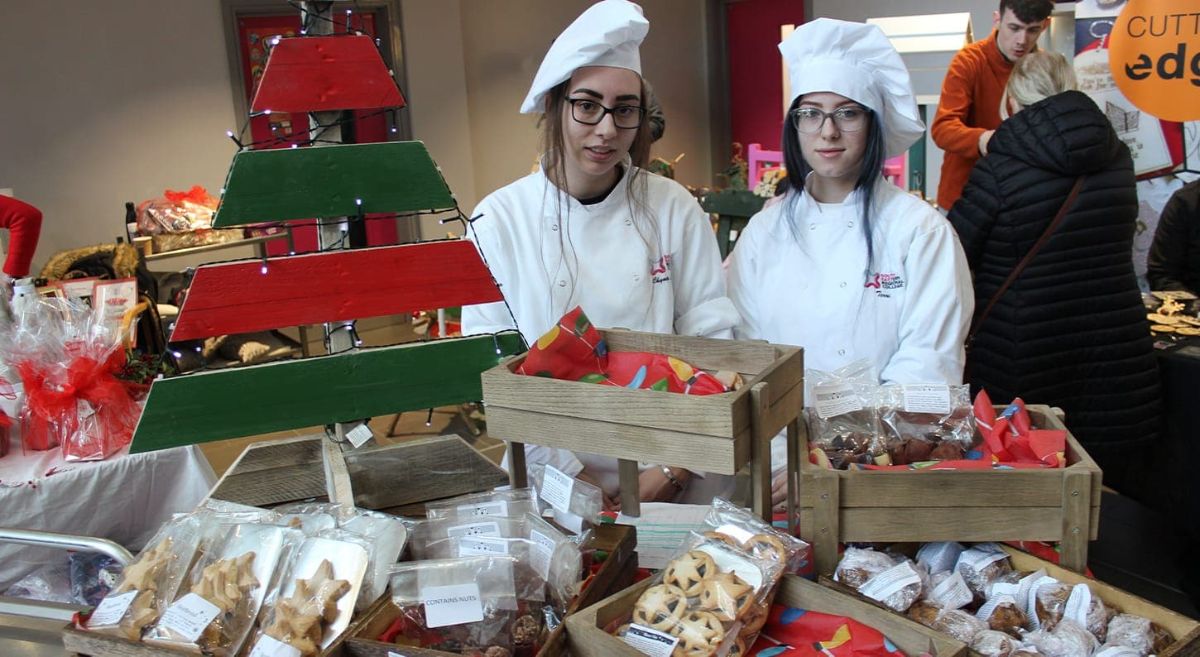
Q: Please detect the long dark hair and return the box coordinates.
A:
[534,78,660,322]
[780,95,886,271]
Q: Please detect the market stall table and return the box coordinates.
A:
[0,442,215,591]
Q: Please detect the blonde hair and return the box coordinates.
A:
[999,51,1077,120]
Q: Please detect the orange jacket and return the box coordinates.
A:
[932,31,1013,212]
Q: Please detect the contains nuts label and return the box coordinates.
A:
[813,383,862,419]
[623,623,679,657]
[902,384,952,414]
[420,583,484,628]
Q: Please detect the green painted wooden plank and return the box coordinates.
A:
[130,332,524,453]
[700,189,766,218]
[212,141,456,227]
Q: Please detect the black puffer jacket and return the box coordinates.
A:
[949,90,1161,463]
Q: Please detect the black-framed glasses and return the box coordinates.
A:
[567,98,645,129]
[791,106,869,134]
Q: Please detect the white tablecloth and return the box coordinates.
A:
[0,437,216,590]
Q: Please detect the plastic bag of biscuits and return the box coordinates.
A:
[805,361,886,469]
[387,555,547,656]
[703,497,811,575]
[529,463,605,533]
[833,548,924,613]
[617,531,785,656]
[337,508,409,611]
[144,523,301,656]
[425,488,540,523]
[83,513,206,640]
[245,534,369,657]
[878,383,975,465]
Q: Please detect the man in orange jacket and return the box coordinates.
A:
[931,0,1053,212]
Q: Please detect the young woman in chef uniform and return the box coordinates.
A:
[462,0,739,509]
[725,19,974,507]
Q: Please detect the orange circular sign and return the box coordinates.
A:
[1108,0,1200,122]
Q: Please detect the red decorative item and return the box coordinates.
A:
[516,307,730,395]
[0,411,10,458]
[748,606,911,656]
[171,240,503,341]
[973,390,1066,468]
[251,35,405,113]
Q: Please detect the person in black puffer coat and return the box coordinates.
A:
[949,52,1161,495]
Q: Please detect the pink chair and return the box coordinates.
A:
[747,143,784,188]
[883,154,907,189]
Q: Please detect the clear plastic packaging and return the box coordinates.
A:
[879,384,975,464]
[1105,613,1174,656]
[955,543,1013,603]
[248,536,369,657]
[529,464,603,532]
[388,555,544,655]
[620,531,785,657]
[833,547,896,590]
[1025,619,1100,657]
[273,502,345,536]
[338,508,408,610]
[86,514,205,640]
[858,559,924,612]
[976,593,1029,638]
[425,488,540,522]
[923,570,973,610]
[907,601,989,644]
[972,629,1021,657]
[702,497,811,574]
[917,541,965,575]
[145,523,299,656]
[806,361,885,469]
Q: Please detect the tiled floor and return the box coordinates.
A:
[198,315,507,477]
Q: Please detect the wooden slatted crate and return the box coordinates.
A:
[343,524,637,657]
[563,573,969,657]
[800,405,1102,575]
[482,330,804,523]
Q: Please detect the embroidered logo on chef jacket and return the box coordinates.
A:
[650,254,672,284]
[864,271,904,298]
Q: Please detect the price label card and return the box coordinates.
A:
[623,624,679,657]
[421,583,484,628]
[814,383,862,419]
[346,424,373,448]
[88,590,137,627]
[902,384,952,414]
[159,593,221,643]
[540,465,576,513]
[446,521,501,539]
[456,501,509,518]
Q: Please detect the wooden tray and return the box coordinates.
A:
[483,329,804,523]
[344,524,637,657]
[800,405,1102,574]
[563,573,969,657]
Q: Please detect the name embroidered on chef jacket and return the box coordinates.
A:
[650,254,672,284]
[864,271,905,297]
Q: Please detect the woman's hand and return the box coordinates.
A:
[637,466,691,504]
[771,470,790,513]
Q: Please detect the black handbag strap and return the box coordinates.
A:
[967,175,1087,346]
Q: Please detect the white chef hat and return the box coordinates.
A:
[779,18,925,157]
[520,0,649,115]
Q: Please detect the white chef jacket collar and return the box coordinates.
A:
[538,154,635,214]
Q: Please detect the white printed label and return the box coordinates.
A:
[540,465,576,513]
[89,590,137,627]
[917,541,964,575]
[1026,576,1060,630]
[446,521,501,539]
[458,536,511,557]
[420,583,484,628]
[552,508,585,534]
[456,501,509,518]
[860,561,922,603]
[814,383,862,419]
[902,384,952,414]
[956,543,1009,573]
[529,530,557,580]
[159,593,221,642]
[346,423,373,448]
[249,633,303,657]
[696,544,763,590]
[989,582,1021,599]
[713,523,756,547]
[1063,584,1094,627]
[929,571,973,610]
[623,623,680,657]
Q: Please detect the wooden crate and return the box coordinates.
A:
[344,524,637,657]
[564,573,969,657]
[821,545,1200,657]
[482,329,804,523]
[800,405,1102,575]
[62,622,354,657]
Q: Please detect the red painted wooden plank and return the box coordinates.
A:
[251,35,405,113]
[170,240,501,341]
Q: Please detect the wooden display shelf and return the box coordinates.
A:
[343,524,638,657]
[563,573,968,657]
[482,329,804,524]
[799,405,1102,575]
[63,621,353,657]
[820,545,1200,657]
